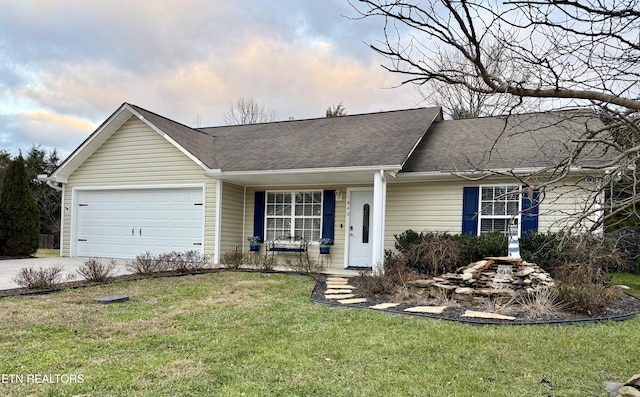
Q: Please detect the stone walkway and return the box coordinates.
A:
[323,276,517,321]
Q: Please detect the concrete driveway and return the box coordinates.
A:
[0,257,131,290]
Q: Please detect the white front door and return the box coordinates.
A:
[348,190,374,267]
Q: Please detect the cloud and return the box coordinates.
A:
[0,111,94,156]
[0,0,420,155]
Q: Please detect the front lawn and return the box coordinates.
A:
[1,272,639,396]
[609,272,640,298]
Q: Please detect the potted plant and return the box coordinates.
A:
[248,236,263,252]
[318,238,333,254]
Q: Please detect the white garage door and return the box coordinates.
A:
[75,188,204,258]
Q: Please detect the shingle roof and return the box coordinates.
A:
[198,107,442,171]
[128,104,218,169]
[402,110,610,173]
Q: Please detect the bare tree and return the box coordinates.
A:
[416,43,540,119]
[326,103,347,117]
[354,0,640,233]
[223,97,277,125]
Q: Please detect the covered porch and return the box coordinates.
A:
[209,167,393,273]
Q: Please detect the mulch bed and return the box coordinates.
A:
[3,269,640,325]
[310,274,640,325]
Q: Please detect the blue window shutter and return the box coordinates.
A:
[322,190,336,240]
[254,191,266,240]
[462,187,479,235]
[521,187,540,234]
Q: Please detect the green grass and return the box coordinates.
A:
[34,248,60,258]
[1,272,639,396]
[609,272,640,297]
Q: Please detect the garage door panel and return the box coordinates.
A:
[76,188,204,258]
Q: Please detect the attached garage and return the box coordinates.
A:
[73,187,204,258]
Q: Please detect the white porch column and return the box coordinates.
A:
[214,179,222,265]
[372,170,387,275]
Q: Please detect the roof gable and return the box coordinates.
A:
[51,103,214,181]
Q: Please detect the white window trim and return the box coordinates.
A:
[477,184,522,237]
[264,190,323,242]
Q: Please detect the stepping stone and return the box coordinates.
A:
[325,289,354,294]
[461,310,516,321]
[403,306,447,314]
[325,293,355,300]
[326,284,355,289]
[338,298,368,304]
[370,302,401,310]
[93,295,129,304]
[326,278,349,285]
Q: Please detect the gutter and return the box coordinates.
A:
[205,165,403,178]
[395,166,616,182]
[37,174,63,192]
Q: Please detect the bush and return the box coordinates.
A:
[556,282,624,315]
[521,232,627,273]
[356,253,412,297]
[517,288,566,320]
[159,250,210,272]
[220,249,245,269]
[77,258,117,282]
[520,231,563,270]
[553,262,625,315]
[457,232,508,264]
[0,156,40,256]
[403,232,461,276]
[126,252,164,275]
[13,265,64,290]
[286,256,325,274]
[393,230,509,275]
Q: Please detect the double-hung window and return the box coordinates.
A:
[478,185,521,236]
[265,191,322,241]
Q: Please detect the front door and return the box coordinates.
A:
[348,190,373,267]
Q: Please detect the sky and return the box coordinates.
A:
[0,0,421,158]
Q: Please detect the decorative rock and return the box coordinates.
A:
[604,381,625,397]
[626,374,640,385]
[325,289,354,294]
[515,267,536,277]
[326,278,349,285]
[454,287,474,295]
[617,385,640,397]
[473,260,489,269]
[326,284,356,289]
[407,279,435,288]
[461,272,474,281]
[370,302,401,310]
[461,310,516,321]
[338,298,367,305]
[325,293,354,300]
[404,306,447,314]
[429,283,456,298]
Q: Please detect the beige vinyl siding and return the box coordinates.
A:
[385,181,463,250]
[244,186,347,269]
[219,182,245,253]
[62,116,216,257]
[385,179,596,251]
[537,180,598,232]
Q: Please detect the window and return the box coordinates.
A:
[265,191,322,241]
[478,185,521,236]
